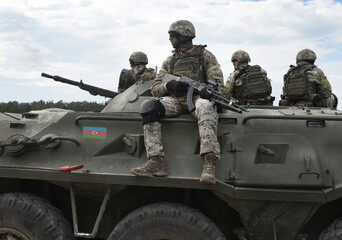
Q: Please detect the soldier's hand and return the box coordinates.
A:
[199,87,211,99]
[166,80,188,94]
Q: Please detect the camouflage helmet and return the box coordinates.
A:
[296,49,317,63]
[129,52,148,65]
[231,50,251,63]
[168,20,196,39]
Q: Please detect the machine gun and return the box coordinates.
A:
[163,74,248,114]
[41,73,119,98]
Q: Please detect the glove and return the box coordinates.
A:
[166,80,188,94]
[199,87,211,99]
[312,94,321,107]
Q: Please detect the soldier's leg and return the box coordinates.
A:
[192,98,220,184]
[131,97,183,177]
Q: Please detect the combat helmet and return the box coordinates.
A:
[129,52,148,65]
[231,50,251,63]
[296,49,317,63]
[168,20,196,39]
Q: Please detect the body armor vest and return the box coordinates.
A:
[285,64,316,100]
[171,45,206,82]
[233,65,271,100]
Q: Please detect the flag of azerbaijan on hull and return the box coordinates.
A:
[83,126,107,139]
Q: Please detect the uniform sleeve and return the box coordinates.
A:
[282,68,292,97]
[261,68,272,94]
[203,49,229,97]
[316,67,332,99]
[151,56,172,97]
[224,72,236,98]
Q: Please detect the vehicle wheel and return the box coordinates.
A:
[0,192,75,240]
[107,202,227,240]
[319,217,342,240]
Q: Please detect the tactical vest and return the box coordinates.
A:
[170,45,206,82]
[233,65,271,100]
[138,68,155,82]
[284,64,317,100]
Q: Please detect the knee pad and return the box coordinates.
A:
[140,99,166,125]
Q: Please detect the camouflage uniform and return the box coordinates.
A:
[118,52,155,93]
[225,50,273,105]
[146,46,222,158]
[280,49,334,108]
[225,65,272,105]
[132,65,156,83]
[132,20,223,184]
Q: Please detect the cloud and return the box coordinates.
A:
[0,0,341,105]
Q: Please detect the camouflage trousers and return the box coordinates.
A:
[144,96,220,159]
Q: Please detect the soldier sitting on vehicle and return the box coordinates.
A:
[279,49,337,108]
[225,50,274,105]
[130,20,227,184]
[118,52,156,93]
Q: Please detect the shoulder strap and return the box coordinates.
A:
[136,66,147,77]
[234,65,250,80]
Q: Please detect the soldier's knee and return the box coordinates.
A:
[140,99,166,125]
[195,99,217,119]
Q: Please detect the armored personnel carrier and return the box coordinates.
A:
[0,73,342,240]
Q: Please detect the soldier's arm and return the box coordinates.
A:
[261,68,272,93]
[282,69,291,98]
[151,57,172,97]
[224,73,236,99]
[203,50,229,97]
[316,68,332,99]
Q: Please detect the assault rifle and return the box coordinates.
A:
[163,74,248,113]
[41,73,119,98]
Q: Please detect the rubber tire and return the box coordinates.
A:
[107,202,227,240]
[0,192,75,240]
[319,218,342,240]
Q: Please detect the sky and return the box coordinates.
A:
[1,0,342,106]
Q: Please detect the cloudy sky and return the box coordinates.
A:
[1,0,342,106]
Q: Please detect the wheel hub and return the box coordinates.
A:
[0,227,30,240]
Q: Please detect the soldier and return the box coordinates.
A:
[131,20,227,184]
[225,50,273,105]
[118,52,155,93]
[279,49,337,108]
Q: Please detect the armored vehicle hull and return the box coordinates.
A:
[1,79,342,240]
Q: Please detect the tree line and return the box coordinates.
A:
[0,100,105,113]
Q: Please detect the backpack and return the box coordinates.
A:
[284,64,316,100]
[234,65,271,99]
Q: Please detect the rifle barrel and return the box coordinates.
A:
[41,72,118,98]
[41,72,54,79]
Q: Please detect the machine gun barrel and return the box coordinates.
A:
[41,72,118,98]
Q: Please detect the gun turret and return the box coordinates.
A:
[41,73,119,98]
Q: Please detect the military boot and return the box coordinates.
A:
[200,153,218,184]
[131,157,168,177]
